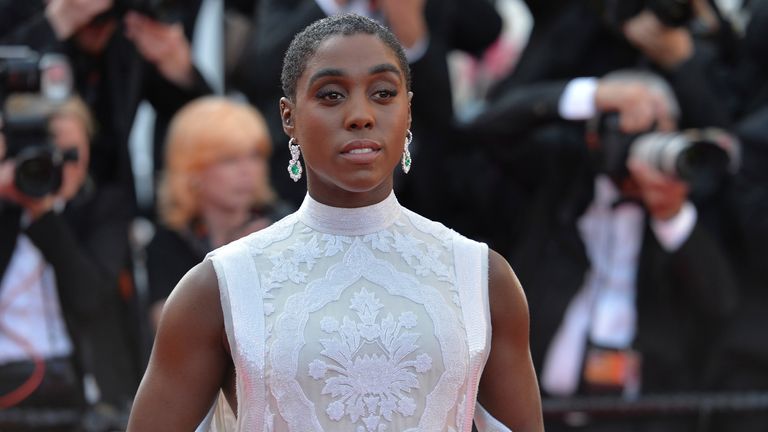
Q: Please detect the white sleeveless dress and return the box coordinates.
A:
[205,192,511,432]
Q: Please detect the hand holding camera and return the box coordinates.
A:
[1,48,79,218]
[623,10,694,70]
[45,0,114,40]
[590,71,739,200]
[377,0,428,50]
[0,131,60,219]
[124,12,194,87]
[627,158,689,220]
[595,78,677,134]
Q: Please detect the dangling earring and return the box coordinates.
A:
[287,138,303,182]
[401,130,413,173]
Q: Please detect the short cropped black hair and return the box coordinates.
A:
[281,14,411,101]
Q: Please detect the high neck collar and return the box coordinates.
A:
[296,191,401,235]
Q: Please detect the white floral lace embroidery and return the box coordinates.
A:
[308,288,433,431]
[221,198,490,432]
[264,405,275,431]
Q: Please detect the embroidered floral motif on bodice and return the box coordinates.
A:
[211,192,491,432]
[308,288,433,431]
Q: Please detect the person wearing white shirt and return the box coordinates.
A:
[476,73,739,432]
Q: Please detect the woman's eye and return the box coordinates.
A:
[316,90,344,101]
[374,89,397,99]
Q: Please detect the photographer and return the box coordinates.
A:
[485,0,735,133]
[1,0,212,215]
[0,97,136,431]
[472,71,739,431]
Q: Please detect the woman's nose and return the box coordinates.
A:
[344,94,375,130]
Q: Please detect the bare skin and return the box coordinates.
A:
[332,0,428,50]
[127,32,544,431]
[623,10,694,70]
[480,249,545,430]
[595,79,676,134]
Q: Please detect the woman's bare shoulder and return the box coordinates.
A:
[161,259,223,332]
[487,249,529,330]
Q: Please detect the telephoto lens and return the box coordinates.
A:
[629,128,740,196]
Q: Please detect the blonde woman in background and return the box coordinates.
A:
[146,96,292,330]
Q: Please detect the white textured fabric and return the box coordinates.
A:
[650,201,697,252]
[0,235,73,364]
[193,0,224,94]
[558,77,599,120]
[207,192,496,431]
[541,176,643,396]
[474,403,513,432]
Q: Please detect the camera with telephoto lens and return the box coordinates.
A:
[595,0,693,28]
[590,112,740,197]
[1,46,77,198]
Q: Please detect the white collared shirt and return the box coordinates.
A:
[0,235,73,364]
[541,175,697,396]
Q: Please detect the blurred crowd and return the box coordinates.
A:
[0,0,766,431]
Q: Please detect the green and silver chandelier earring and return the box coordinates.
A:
[287,138,303,182]
[401,130,413,173]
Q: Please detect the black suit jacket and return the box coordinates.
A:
[0,183,138,406]
[502,137,739,395]
[480,0,732,139]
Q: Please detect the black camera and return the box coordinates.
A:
[3,115,79,198]
[591,112,740,197]
[1,46,76,198]
[596,0,693,28]
[101,0,181,22]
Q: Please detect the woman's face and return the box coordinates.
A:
[195,148,266,213]
[282,33,411,207]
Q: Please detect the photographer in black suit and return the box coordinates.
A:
[0,96,135,431]
[466,59,740,429]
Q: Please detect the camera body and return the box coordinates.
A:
[591,112,740,197]
[1,46,76,198]
[597,0,693,28]
[106,0,180,21]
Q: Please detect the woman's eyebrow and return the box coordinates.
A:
[369,63,401,78]
[308,68,345,87]
[307,63,401,87]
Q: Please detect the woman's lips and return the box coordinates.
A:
[340,140,382,163]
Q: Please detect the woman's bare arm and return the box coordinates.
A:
[127,260,231,431]
[477,249,544,431]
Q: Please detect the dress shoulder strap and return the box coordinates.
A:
[208,239,267,431]
[452,234,494,431]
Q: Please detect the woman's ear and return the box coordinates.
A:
[407,91,413,129]
[280,97,295,137]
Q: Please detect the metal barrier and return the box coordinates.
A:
[543,392,768,417]
[0,403,129,432]
[0,407,82,428]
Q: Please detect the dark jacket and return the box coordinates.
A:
[0,182,138,406]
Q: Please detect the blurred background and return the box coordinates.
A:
[1,0,767,430]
